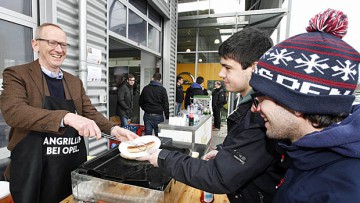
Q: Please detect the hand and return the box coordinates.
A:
[136,148,162,167]
[111,126,138,141]
[63,113,101,139]
[202,150,218,161]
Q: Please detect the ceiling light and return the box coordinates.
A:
[214,39,220,44]
[186,48,191,52]
[198,58,202,62]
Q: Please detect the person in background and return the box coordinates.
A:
[184,76,208,108]
[175,76,184,116]
[0,23,138,203]
[250,9,360,202]
[138,27,288,203]
[139,73,169,136]
[211,81,226,130]
[116,73,135,127]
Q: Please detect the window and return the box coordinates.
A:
[0,0,32,16]
[109,0,127,37]
[0,20,33,79]
[128,10,146,46]
[148,24,160,52]
[129,0,147,15]
[148,5,161,27]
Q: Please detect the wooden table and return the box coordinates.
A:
[61,181,229,203]
[166,181,230,203]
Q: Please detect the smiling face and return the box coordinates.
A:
[32,25,67,72]
[252,96,303,142]
[218,57,253,96]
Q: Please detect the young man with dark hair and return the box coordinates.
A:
[139,73,169,136]
[139,27,287,203]
[251,9,360,202]
[116,73,135,126]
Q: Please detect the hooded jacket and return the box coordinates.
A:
[274,105,360,203]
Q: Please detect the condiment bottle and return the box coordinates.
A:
[200,191,214,203]
[188,112,194,126]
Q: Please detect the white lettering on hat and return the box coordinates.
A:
[257,68,273,80]
[329,88,352,95]
[277,75,301,90]
[300,81,330,95]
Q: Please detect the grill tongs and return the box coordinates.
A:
[101,132,137,146]
[101,132,122,141]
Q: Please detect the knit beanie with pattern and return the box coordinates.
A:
[250,9,360,114]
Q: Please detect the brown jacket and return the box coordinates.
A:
[1,60,114,151]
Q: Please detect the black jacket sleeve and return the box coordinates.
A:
[162,88,170,119]
[184,87,192,108]
[117,85,130,110]
[216,90,226,107]
[158,127,274,194]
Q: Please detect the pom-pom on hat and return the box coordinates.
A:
[250,8,360,115]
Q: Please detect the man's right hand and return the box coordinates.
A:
[63,113,101,139]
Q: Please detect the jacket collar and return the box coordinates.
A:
[150,80,162,86]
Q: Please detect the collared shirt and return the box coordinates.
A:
[239,88,255,105]
[41,67,63,79]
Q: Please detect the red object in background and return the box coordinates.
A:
[188,112,194,126]
[108,124,145,149]
[0,194,13,203]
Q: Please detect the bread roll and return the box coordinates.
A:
[127,141,155,153]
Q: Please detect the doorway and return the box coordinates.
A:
[109,38,141,124]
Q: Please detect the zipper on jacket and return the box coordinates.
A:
[258,191,264,203]
[276,178,285,189]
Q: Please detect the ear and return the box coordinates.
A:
[250,62,258,71]
[32,39,39,52]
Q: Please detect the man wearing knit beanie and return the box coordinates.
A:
[250,9,360,202]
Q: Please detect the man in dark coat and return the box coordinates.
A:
[175,76,184,116]
[212,81,226,130]
[139,28,287,203]
[116,74,135,126]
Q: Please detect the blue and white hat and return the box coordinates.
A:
[250,9,360,114]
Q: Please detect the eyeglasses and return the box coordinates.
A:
[251,92,265,108]
[36,38,69,49]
